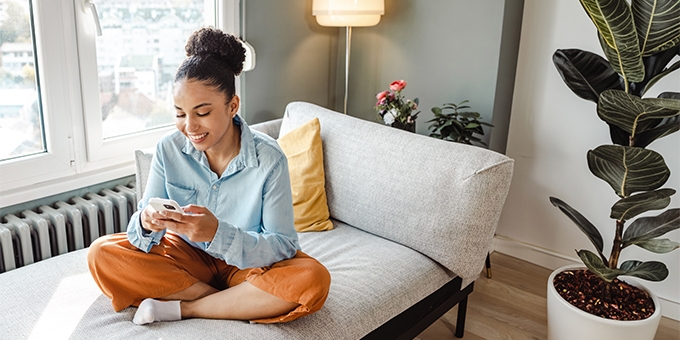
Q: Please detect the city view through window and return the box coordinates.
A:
[0,0,43,161]
[95,0,208,139]
[0,0,209,162]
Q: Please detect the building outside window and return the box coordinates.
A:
[0,0,42,161]
[0,0,238,207]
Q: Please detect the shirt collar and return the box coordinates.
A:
[181,114,259,169]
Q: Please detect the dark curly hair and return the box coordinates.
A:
[174,27,246,101]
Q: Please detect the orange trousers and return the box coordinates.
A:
[87,232,330,323]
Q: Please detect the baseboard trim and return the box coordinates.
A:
[491,235,680,321]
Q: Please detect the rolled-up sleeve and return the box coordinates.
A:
[126,144,168,252]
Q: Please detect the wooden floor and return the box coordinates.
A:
[416,252,680,340]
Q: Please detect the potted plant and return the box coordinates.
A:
[427,100,493,147]
[375,80,419,132]
[548,0,680,339]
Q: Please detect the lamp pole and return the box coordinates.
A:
[312,0,384,115]
[343,26,352,115]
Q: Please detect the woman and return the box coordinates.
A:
[88,27,330,325]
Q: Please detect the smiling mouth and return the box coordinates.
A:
[188,133,208,142]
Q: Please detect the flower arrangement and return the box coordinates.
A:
[375,80,419,132]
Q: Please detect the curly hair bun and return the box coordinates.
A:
[185,27,246,76]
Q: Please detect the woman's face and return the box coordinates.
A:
[173,79,240,154]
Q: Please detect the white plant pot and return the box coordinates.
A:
[547,264,661,340]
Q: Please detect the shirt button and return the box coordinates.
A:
[213,185,218,190]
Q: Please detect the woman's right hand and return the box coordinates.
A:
[140,205,167,233]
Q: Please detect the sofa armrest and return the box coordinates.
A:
[281,102,514,286]
[250,118,282,139]
[134,148,154,204]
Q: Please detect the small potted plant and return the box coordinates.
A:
[375,80,419,132]
[548,0,680,339]
[427,100,493,147]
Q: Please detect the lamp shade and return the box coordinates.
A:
[312,0,384,27]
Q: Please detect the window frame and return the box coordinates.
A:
[0,0,239,208]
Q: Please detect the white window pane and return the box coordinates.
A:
[0,0,44,161]
[95,0,209,139]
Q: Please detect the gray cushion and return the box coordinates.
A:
[0,222,452,339]
[281,102,514,286]
[134,149,154,204]
[250,118,283,139]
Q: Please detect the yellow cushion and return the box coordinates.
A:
[277,118,333,232]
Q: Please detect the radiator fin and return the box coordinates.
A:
[0,182,137,273]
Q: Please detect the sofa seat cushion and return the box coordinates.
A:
[0,222,454,339]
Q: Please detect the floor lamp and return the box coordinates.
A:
[312,0,384,114]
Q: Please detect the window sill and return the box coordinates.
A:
[0,161,136,208]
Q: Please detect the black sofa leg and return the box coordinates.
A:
[455,295,469,338]
[485,253,492,279]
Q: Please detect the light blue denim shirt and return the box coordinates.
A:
[127,115,300,269]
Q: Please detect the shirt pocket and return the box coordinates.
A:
[165,181,197,207]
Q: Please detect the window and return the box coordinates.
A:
[77,0,217,165]
[90,1,208,140]
[0,1,44,162]
[0,0,239,207]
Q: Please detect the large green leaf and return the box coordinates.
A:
[619,260,670,281]
[597,89,680,138]
[631,0,680,56]
[578,249,622,282]
[550,197,605,257]
[648,97,680,110]
[634,115,680,147]
[623,208,680,243]
[628,238,680,253]
[640,53,680,95]
[580,253,669,282]
[611,188,675,220]
[659,92,680,100]
[582,0,645,82]
[553,49,624,103]
[587,145,670,197]
[637,92,680,147]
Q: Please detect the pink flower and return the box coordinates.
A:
[390,80,407,92]
[376,90,389,101]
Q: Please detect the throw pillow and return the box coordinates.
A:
[277,118,333,232]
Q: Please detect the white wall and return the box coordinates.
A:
[496,0,680,320]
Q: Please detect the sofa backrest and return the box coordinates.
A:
[280,102,514,284]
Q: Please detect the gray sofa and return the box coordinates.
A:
[0,102,513,339]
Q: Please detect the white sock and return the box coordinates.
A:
[132,299,181,325]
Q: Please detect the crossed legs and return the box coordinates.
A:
[88,233,330,324]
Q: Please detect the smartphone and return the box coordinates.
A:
[148,198,185,214]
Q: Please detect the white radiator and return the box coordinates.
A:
[0,184,137,273]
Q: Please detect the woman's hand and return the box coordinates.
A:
[141,205,168,233]
[151,204,219,243]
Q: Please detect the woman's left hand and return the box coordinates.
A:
[155,204,219,243]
